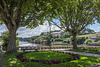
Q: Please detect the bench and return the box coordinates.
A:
[17,47,38,52]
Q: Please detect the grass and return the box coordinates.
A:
[53,42,67,44]
[23,51,72,61]
[77,33,98,38]
[69,48,100,54]
[2,51,100,67]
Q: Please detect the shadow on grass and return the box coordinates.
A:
[23,51,72,61]
[2,52,100,67]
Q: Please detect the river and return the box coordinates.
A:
[19,41,40,47]
[0,41,40,47]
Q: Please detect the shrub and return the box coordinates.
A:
[34,35,52,45]
[84,39,92,44]
[54,38,63,42]
[86,37,88,39]
[77,37,86,44]
[94,38,100,42]
[63,40,67,43]
[16,40,19,47]
[61,32,71,38]
[97,40,100,43]
[66,40,71,44]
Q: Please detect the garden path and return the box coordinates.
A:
[61,50,100,67]
[62,50,100,57]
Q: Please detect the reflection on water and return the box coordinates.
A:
[19,41,40,47]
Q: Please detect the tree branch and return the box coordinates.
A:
[12,1,21,22]
[77,22,90,33]
[59,17,66,28]
[9,1,14,17]
[50,20,62,30]
[0,4,3,11]
[20,15,34,27]
[0,13,9,23]
[2,0,10,17]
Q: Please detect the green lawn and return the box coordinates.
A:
[70,48,100,54]
[2,51,100,67]
[23,51,72,61]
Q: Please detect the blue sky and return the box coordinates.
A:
[0,21,100,38]
[88,21,100,32]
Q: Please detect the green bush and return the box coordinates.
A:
[86,37,88,39]
[34,35,52,45]
[84,39,92,44]
[1,31,9,50]
[65,39,71,44]
[67,40,71,44]
[77,37,86,44]
[1,31,19,51]
[54,38,63,42]
[63,40,67,43]
[61,32,71,38]
[16,40,19,47]
[97,40,100,43]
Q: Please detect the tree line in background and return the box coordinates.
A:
[0,0,100,53]
[33,31,100,46]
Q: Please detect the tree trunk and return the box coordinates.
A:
[6,28,17,53]
[72,33,77,49]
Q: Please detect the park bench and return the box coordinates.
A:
[17,47,38,52]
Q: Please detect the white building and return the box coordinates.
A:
[43,30,64,36]
[51,31,64,36]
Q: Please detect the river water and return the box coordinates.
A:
[19,41,40,47]
[0,41,40,47]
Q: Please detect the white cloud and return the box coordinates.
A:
[97,27,100,29]
[0,24,8,35]
[0,21,60,38]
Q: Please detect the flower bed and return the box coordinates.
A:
[17,50,80,65]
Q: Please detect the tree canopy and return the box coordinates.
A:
[46,0,96,49]
[0,0,51,53]
[0,0,100,52]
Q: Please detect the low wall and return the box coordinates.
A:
[17,45,100,51]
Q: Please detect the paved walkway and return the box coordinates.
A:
[61,50,100,67]
[62,50,100,57]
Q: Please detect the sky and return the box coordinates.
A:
[88,22,100,32]
[0,21,100,38]
[0,21,60,38]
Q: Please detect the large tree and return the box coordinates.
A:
[94,0,100,23]
[48,0,96,49]
[0,0,49,53]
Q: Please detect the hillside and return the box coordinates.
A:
[78,32,100,38]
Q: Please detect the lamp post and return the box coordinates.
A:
[48,21,52,51]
